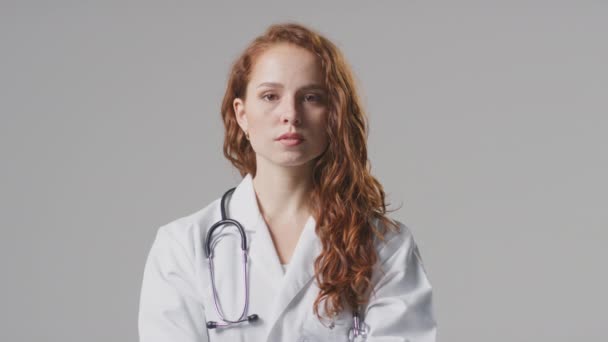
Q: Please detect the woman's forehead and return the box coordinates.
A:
[249,44,323,86]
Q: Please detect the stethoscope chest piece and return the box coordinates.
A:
[347,311,369,341]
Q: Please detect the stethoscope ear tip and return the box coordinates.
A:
[247,314,259,322]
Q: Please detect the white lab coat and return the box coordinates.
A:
[138,173,437,342]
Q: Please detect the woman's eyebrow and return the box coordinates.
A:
[256,82,326,91]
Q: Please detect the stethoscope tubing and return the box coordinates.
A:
[205,187,257,328]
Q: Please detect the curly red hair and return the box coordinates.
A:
[220,22,400,321]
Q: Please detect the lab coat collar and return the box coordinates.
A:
[228,173,322,339]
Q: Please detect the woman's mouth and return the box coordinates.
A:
[278,138,304,146]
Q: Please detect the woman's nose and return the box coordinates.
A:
[279,95,302,124]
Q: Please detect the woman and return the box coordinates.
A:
[138,22,437,342]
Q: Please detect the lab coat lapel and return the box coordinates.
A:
[227,173,322,340]
[227,173,284,291]
[264,215,321,338]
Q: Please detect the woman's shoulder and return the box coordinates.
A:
[371,217,425,269]
[150,196,223,252]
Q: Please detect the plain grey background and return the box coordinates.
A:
[1,1,606,341]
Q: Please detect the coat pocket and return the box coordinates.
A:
[330,311,353,342]
[299,308,356,342]
[299,311,338,342]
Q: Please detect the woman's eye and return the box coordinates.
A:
[261,93,324,103]
[262,94,277,101]
[304,94,322,102]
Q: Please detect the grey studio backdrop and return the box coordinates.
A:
[1,1,606,341]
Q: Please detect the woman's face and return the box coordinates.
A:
[233,43,329,170]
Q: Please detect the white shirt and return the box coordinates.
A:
[138,173,437,341]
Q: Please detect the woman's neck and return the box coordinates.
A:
[251,165,313,224]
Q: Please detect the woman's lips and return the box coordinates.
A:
[278,138,304,146]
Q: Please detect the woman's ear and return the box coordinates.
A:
[233,97,248,132]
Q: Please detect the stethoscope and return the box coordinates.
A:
[204,187,369,341]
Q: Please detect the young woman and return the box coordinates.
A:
[138,22,437,342]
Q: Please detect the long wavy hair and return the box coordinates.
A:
[220,22,401,322]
